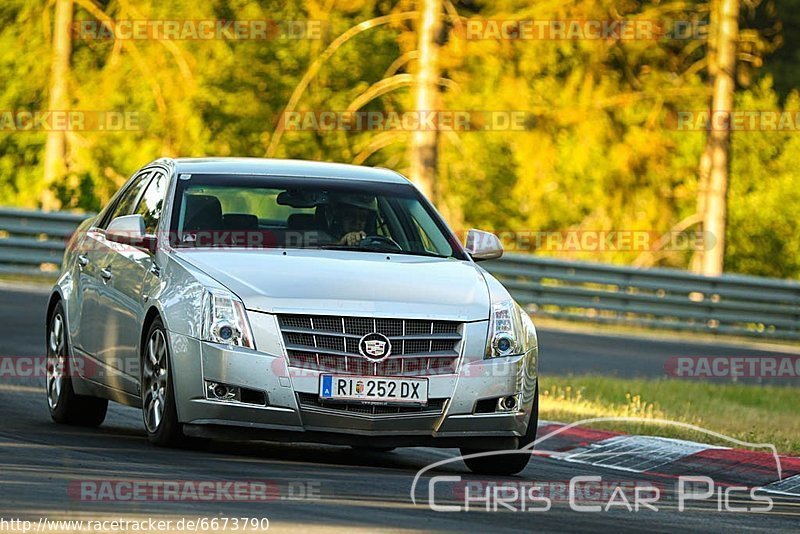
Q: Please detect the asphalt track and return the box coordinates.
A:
[0,285,798,532]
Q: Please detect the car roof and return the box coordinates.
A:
[165,157,410,184]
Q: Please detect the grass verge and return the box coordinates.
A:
[0,273,55,286]
[539,374,800,455]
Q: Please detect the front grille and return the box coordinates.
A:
[278,314,462,376]
[297,393,447,416]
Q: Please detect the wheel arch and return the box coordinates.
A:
[46,290,69,345]
[140,305,164,360]
[46,291,63,327]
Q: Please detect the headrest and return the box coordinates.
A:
[183,194,223,231]
[223,213,259,230]
[287,213,318,231]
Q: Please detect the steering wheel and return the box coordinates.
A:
[360,235,402,251]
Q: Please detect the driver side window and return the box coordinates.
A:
[134,171,166,234]
[98,171,152,229]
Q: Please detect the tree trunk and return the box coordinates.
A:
[409,0,441,202]
[42,0,73,211]
[694,0,739,276]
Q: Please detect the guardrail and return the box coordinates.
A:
[2,207,799,340]
[0,208,89,279]
[483,255,800,340]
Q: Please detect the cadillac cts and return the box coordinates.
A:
[45,158,539,475]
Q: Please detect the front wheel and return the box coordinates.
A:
[141,318,184,447]
[460,387,539,476]
[46,301,108,427]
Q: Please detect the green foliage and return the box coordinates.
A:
[727,79,800,278]
[0,0,49,206]
[0,0,798,278]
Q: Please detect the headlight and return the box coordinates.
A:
[201,290,255,349]
[485,299,535,358]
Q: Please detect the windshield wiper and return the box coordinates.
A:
[317,244,449,259]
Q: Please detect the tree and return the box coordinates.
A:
[41,0,72,211]
[408,0,441,201]
[695,0,740,275]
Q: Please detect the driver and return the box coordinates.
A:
[326,194,378,245]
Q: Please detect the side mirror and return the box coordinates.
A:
[106,214,157,253]
[465,229,503,261]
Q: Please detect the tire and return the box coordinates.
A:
[460,386,539,476]
[46,301,108,427]
[141,317,184,447]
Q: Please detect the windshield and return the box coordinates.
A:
[169,174,466,260]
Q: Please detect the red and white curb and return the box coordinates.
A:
[535,421,800,496]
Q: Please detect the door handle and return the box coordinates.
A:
[77,254,89,268]
[100,267,113,282]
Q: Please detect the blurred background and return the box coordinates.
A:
[0,0,798,278]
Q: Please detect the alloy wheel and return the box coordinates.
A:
[46,313,66,409]
[142,329,168,433]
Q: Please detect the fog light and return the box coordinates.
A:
[498,395,518,411]
[205,381,268,406]
[207,381,238,401]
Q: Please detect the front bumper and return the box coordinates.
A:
[168,313,538,448]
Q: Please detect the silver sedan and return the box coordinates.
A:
[46,158,539,475]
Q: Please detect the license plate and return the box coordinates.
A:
[319,375,428,405]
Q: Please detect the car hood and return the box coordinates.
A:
[175,249,491,321]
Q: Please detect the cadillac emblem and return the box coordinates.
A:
[358,332,392,362]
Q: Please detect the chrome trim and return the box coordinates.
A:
[278,314,463,377]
